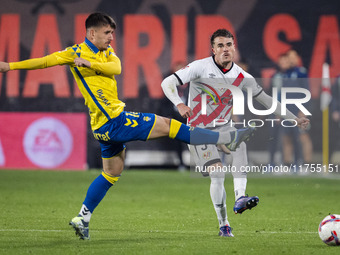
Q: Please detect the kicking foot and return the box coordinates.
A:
[226,125,256,151]
[234,195,259,214]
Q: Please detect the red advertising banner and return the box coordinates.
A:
[0,112,87,170]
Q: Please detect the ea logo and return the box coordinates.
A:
[23,117,73,168]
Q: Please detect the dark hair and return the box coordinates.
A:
[210,29,234,47]
[85,12,116,30]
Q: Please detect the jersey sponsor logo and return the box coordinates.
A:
[190,82,232,126]
[23,117,73,168]
[93,131,110,141]
[190,73,245,127]
[97,89,110,106]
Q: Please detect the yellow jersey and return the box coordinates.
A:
[10,37,125,130]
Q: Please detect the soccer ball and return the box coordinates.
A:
[318,214,340,246]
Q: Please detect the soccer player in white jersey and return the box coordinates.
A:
[161,29,310,237]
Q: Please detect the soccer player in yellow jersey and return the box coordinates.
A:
[0,13,261,240]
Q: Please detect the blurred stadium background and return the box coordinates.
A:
[0,0,340,171]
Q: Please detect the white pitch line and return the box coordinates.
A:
[0,229,66,232]
[0,229,99,233]
[144,230,317,234]
[255,231,316,234]
[0,229,316,234]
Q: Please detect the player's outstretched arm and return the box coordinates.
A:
[4,55,61,71]
[0,62,10,73]
[255,90,310,129]
[255,90,297,119]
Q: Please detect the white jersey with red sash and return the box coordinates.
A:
[174,56,263,128]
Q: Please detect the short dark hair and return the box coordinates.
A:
[210,29,234,47]
[85,12,116,30]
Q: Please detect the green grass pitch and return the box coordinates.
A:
[0,169,339,255]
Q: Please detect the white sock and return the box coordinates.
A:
[217,131,232,144]
[79,204,92,223]
[234,178,247,200]
[210,173,229,227]
[231,143,248,200]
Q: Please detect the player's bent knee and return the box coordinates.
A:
[209,163,225,179]
[103,165,124,177]
[102,150,125,176]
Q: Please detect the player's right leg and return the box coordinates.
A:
[191,144,233,237]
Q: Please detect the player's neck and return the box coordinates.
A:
[222,62,232,70]
[213,56,233,73]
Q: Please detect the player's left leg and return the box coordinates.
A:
[231,142,259,214]
[70,142,125,240]
[95,112,254,150]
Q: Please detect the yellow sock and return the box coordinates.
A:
[169,119,183,139]
[101,171,120,185]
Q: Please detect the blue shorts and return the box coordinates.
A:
[93,111,156,158]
